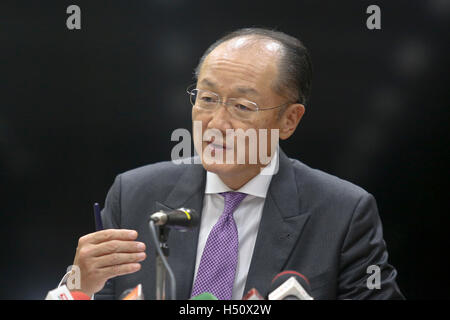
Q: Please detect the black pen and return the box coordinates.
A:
[93,202,104,231]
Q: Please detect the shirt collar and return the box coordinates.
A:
[205,147,279,199]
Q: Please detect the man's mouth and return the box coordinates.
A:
[207,141,231,150]
[206,138,232,151]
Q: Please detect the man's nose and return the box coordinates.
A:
[207,103,233,132]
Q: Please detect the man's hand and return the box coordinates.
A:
[72,229,146,297]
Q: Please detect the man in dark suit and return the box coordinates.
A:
[71,28,404,299]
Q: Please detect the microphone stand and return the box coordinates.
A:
[156,226,170,300]
[148,220,177,300]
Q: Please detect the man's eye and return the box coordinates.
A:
[200,96,215,103]
[234,104,251,111]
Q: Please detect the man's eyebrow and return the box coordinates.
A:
[199,78,260,97]
[235,86,260,96]
[199,78,216,88]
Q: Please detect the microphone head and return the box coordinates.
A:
[270,270,311,292]
[242,288,264,300]
[70,291,91,300]
[119,284,144,300]
[168,208,199,231]
[149,208,199,231]
[45,285,74,300]
[190,292,219,300]
[268,270,313,300]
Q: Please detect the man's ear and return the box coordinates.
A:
[279,103,305,140]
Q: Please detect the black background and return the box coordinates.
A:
[1,0,449,299]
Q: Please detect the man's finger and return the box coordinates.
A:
[89,240,146,257]
[94,252,146,268]
[79,229,138,245]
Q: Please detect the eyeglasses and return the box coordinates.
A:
[186,84,291,121]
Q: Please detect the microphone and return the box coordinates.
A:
[119,284,144,300]
[71,291,91,300]
[190,292,219,300]
[242,288,264,300]
[149,208,199,231]
[268,270,314,300]
[45,285,91,300]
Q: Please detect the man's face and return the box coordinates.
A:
[192,37,298,184]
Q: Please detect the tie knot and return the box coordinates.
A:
[220,192,247,215]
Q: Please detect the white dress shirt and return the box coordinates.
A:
[192,148,279,300]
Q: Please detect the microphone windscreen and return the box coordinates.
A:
[269,270,311,295]
[190,292,219,300]
[242,288,264,300]
[70,291,91,300]
[120,284,144,300]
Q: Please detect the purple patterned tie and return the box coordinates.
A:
[191,192,247,300]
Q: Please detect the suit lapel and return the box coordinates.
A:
[244,150,311,296]
[153,162,206,299]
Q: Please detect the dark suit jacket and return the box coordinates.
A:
[95,149,404,300]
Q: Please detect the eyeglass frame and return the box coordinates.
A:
[186,83,295,115]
